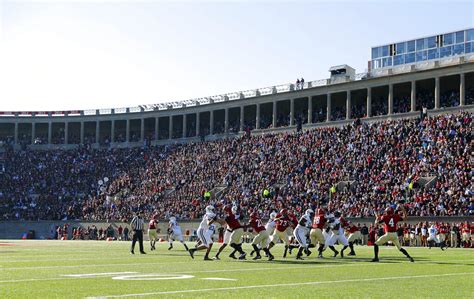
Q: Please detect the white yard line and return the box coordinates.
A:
[0,263,377,283]
[86,272,474,298]
[201,278,237,281]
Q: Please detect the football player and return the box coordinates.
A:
[251,211,277,257]
[267,208,292,258]
[248,211,274,260]
[293,209,314,260]
[346,221,361,256]
[427,224,446,250]
[309,208,327,258]
[371,206,414,262]
[326,211,349,258]
[148,214,158,251]
[189,205,217,260]
[168,216,189,251]
[215,205,246,260]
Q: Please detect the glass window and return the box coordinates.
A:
[393,54,404,66]
[405,53,415,64]
[427,49,439,60]
[416,38,425,50]
[381,45,389,57]
[453,43,464,55]
[427,36,437,48]
[443,33,454,45]
[372,59,381,69]
[381,57,392,68]
[416,50,428,62]
[455,31,464,44]
[407,40,416,52]
[439,46,452,58]
[372,47,379,59]
[396,42,406,54]
[466,42,473,53]
[467,29,474,42]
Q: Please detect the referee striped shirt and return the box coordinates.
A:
[131,216,144,231]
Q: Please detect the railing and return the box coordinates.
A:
[1,51,472,118]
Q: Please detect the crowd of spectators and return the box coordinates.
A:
[0,111,472,223]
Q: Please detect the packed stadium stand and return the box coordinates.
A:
[1,28,473,222]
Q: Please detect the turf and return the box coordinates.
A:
[1,240,473,298]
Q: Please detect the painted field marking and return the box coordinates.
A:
[112,274,194,281]
[0,263,377,283]
[201,278,237,281]
[86,272,474,298]
[62,272,138,278]
[1,259,472,284]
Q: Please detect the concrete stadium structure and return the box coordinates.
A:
[1,30,474,150]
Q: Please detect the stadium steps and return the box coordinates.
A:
[337,180,357,191]
[418,176,437,189]
[210,184,228,200]
[273,180,287,190]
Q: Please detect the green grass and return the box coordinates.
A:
[1,240,473,298]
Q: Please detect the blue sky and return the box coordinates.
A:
[0,0,473,111]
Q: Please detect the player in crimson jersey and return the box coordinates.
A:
[346,222,361,256]
[148,214,158,251]
[309,208,327,258]
[267,209,292,258]
[287,211,300,255]
[372,206,414,262]
[214,205,246,260]
[248,212,274,260]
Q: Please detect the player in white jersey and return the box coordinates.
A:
[293,209,314,260]
[326,211,349,258]
[427,224,446,250]
[168,217,189,251]
[189,205,217,260]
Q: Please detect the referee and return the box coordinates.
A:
[130,210,146,254]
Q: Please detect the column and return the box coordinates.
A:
[326,94,332,122]
[272,101,277,128]
[168,116,173,139]
[435,77,440,109]
[388,84,393,115]
[366,87,372,117]
[95,121,99,144]
[79,122,84,144]
[182,115,187,138]
[308,97,313,124]
[140,118,145,142]
[290,98,295,126]
[256,104,260,129]
[14,122,18,145]
[196,113,200,136]
[346,91,351,120]
[154,117,159,140]
[411,81,416,112]
[31,123,36,144]
[110,120,115,143]
[460,73,465,106]
[224,108,229,133]
[240,106,244,131]
[48,122,52,144]
[210,110,214,135]
[126,119,130,142]
[64,122,69,144]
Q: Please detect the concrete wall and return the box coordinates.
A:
[1,216,471,240]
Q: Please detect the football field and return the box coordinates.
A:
[1,240,473,298]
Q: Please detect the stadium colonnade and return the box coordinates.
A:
[1,55,474,150]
